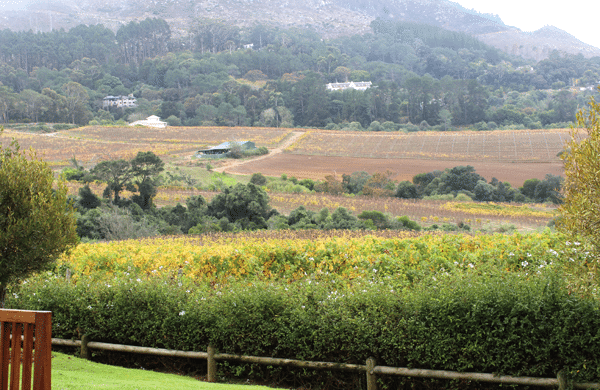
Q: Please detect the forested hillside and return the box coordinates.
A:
[0,18,599,129]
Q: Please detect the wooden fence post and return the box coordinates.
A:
[557,369,567,390]
[207,345,216,382]
[366,357,376,390]
[81,334,91,360]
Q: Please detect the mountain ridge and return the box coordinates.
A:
[1,0,598,61]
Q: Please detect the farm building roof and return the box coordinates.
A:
[200,141,254,151]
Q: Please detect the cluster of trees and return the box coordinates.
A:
[72,179,423,241]
[397,166,563,204]
[64,153,432,240]
[313,166,563,204]
[0,18,598,127]
[64,151,562,241]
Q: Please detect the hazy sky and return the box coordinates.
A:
[0,0,31,11]
[453,0,600,49]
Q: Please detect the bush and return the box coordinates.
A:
[455,193,473,201]
[398,123,419,132]
[52,124,76,130]
[394,215,421,231]
[559,96,600,255]
[8,273,600,388]
[357,210,390,229]
[165,115,181,126]
[250,173,268,186]
[243,146,268,157]
[324,123,340,130]
[298,178,315,191]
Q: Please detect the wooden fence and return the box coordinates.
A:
[52,336,600,390]
[0,309,52,390]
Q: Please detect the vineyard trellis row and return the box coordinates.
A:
[287,129,572,162]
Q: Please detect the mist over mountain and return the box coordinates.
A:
[1,0,599,60]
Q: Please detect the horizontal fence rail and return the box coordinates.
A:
[51,337,600,390]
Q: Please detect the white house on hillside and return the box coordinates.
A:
[326,81,372,91]
[103,94,137,109]
[129,115,167,128]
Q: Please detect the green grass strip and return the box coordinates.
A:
[52,352,284,390]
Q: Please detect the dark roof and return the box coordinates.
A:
[208,141,252,150]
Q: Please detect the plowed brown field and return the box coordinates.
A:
[221,128,576,187]
[225,154,564,188]
[1,125,574,187]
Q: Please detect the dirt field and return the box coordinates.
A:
[224,153,564,188]
[287,129,573,162]
[0,126,291,167]
[1,125,568,187]
[66,126,292,147]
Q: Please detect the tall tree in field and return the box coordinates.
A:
[41,88,68,123]
[92,152,164,207]
[63,81,89,124]
[0,85,17,123]
[0,134,78,306]
[91,159,134,204]
[19,89,51,122]
[130,151,164,209]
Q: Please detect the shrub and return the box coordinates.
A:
[52,124,76,130]
[559,95,600,256]
[165,115,181,126]
[250,173,268,186]
[357,210,390,229]
[8,273,600,388]
[394,215,421,231]
[455,193,473,201]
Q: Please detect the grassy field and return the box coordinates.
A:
[52,352,284,390]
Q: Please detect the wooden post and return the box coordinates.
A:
[33,311,52,390]
[207,345,216,382]
[557,370,567,390]
[81,334,91,360]
[366,357,376,390]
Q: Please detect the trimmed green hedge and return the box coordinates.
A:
[7,274,600,389]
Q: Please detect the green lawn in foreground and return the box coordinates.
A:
[52,352,285,390]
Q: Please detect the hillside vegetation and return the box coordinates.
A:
[1,18,599,131]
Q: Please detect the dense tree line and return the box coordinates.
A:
[66,152,561,241]
[0,18,598,127]
[308,166,563,204]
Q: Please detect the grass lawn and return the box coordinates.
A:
[52,352,285,390]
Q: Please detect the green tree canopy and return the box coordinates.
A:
[208,183,274,230]
[0,136,78,305]
[91,152,164,208]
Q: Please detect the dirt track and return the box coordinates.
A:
[214,131,305,174]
